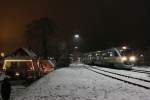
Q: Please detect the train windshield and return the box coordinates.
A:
[119,48,133,56]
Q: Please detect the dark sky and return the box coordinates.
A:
[0,0,147,52]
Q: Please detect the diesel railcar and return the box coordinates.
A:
[81,48,137,70]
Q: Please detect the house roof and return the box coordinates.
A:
[0,48,37,60]
[21,48,37,57]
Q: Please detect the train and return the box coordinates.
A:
[81,47,137,70]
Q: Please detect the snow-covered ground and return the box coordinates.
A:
[10,85,26,100]
[87,66,150,88]
[91,66,150,81]
[0,72,26,100]
[0,83,25,100]
[13,63,150,100]
[0,72,10,81]
[133,66,150,71]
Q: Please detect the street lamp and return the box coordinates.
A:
[74,46,78,49]
[74,34,80,40]
[73,33,80,49]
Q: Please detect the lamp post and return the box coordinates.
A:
[74,34,80,39]
[73,33,80,42]
[73,33,80,47]
[74,46,78,49]
[73,33,80,62]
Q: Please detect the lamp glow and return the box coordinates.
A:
[15,72,20,77]
[122,46,127,50]
[0,52,5,57]
[74,34,79,38]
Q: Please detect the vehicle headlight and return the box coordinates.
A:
[121,56,127,61]
[129,56,136,62]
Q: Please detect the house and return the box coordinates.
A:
[1,48,54,79]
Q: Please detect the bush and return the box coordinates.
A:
[55,53,70,69]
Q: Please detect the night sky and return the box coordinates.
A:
[0,0,147,52]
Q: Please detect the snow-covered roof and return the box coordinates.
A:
[1,48,37,60]
[21,48,37,57]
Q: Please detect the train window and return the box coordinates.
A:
[120,48,133,56]
[102,52,110,57]
[88,55,92,60]
[102,53,107,57]
[113,51,118,56]
[96,54,99,60]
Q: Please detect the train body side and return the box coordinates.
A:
[81,48,133,70]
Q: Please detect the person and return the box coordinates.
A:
[1,77,11,100]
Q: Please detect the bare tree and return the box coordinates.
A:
[25,17,55,58]
[25,17,70,67]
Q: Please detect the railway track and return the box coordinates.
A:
[91,66,150,82]
[84,65,150,89]
[131,69,150,74]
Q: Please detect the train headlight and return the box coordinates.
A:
[121,56,127,61]
[129,56,136,62]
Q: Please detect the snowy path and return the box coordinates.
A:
[10,85,26,100]
[0,84,25,100]
[14,64,150,100]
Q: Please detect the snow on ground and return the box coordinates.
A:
[0,72,10,81]
[0,83,25,100]
[10,85,26,100]
[0,71,26,100]
[133,66,150,71]
[14,63,150,100]
[88,66,150,87]
[92,66,150,81]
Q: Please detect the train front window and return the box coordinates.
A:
[120,49,133,56]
